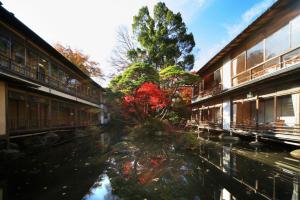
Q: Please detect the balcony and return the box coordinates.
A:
[192,83,223,102]
[0,54,101,105]
[231,121,300,143]
[232,47,300,87]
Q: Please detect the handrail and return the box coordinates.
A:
[231,121,300,134]
[232,47,300,86]
[0,53,101,104]
[194,83,223,99]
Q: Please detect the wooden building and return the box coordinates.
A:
[191,0,300,146]
[0,4,106,141]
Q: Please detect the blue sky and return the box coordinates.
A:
[1,0,276,86]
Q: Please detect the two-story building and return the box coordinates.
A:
[0,4,106,143]
[191,0,300,146]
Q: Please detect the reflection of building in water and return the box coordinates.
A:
[0,181,6,200]
[222,146,237,177]
[198,140,300,200]
[220,188,235,200]
[292,180,299,200]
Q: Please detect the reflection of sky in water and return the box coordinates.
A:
[83,174,120,200]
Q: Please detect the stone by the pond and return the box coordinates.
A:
[8,142,19,150]
[223,136,240,141]
[43,132,60,145]
[0,149,22,160]
[249,141,264,147]
[290,149,300,159]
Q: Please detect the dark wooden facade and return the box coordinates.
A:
[0,4,105,139]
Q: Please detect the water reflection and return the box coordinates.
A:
[83,136,300,200]
[83,174,120,200]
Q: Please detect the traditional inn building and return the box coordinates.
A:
[191,0,300,146]
[0,4,107,142]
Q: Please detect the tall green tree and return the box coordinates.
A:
[132,2,195,70]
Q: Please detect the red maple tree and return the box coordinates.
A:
[123,82,170,121]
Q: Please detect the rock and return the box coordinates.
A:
[249,141,264,147]
[154,131,163,136]
[8,142,19,150]
[290,149,300,159]
[43,132,60,145]
[0,148,22,160]
[74,129,86,138]
[23,136,44,147]
[222,136,240,141]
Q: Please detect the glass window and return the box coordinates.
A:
[59,70,67,84]
[247,41,264,69]
[27,49,38,69]
[0,36,10,56]
[12,42,25,65]
[214,69,222,84]
[193,84,199,97]
[277,95,294,117]
[232,52,245,76]
[38,57,49,82]
[282,48,300,67]
[265,24,289,60]
[291,15,300,48]
[51,64,59,78]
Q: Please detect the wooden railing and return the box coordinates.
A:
[8,118,99,134]
[0,54,101,104]
[193,84,223,100]
[231,121,300,135]
[232,47,300,86]
[188,119,223,130]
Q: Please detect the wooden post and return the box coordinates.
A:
[48,98,51,128]
[0,82,8,147]
[256,96,259,129]
[274,96,277,122]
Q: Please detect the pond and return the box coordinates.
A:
[0,132,299,200]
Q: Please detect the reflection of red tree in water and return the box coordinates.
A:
[122,156,167,185]
[150,159,159,168]
[123,161,132,178]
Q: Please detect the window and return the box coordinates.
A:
[265,24,289,60]
[51,64,59,79]
[214,69,222,85]
[12,41,25,65]
[277,95,296,126]
[247,41,264,69]
[27,49,38,69]
[291,15,300,48]
[193,84,199,97]
[0,36,9,56]
[232,52,245,76]
[38,57,49,82]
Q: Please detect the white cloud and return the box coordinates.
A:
[196,0,276,69]
[225,0,276,38]
[1,0,206,86]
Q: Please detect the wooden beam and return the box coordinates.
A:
[274,96,277,122]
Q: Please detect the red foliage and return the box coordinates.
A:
[178,86,192,103]
[123,82,170,119]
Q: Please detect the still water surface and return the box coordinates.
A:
[0,133,299,200]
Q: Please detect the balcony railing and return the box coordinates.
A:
[8,118,99,134]
[188,119,223,130]
[232,47,300,86]
[193,83,223,101]
[231,121,300,137]
[0,54,100,105]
